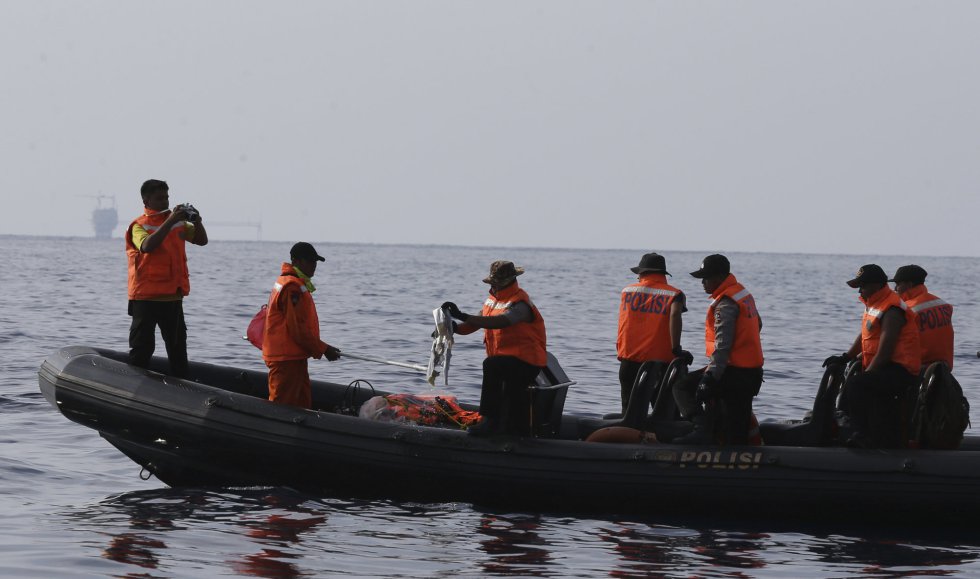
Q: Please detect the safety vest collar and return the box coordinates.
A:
[280,262,316,293]
[898,284,928,303]
[708,274,740,307]
[486,281,523,306]
[861,285,904,318]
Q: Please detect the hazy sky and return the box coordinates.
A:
[3,1,978,256]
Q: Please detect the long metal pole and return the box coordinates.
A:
[339,351,428,373]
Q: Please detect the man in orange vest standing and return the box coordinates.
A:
[890,265,954,370]
[616,252,691,415]
[673,254,764,445]
[125,179,208,378]
[261,242,341,408]
[823,264,921,448]
[442,261,547,436]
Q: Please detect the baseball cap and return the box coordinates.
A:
[689,254,730,279]
[846,264,887,288]
[290,242,325,262]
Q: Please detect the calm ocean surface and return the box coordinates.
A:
[3,235,980,578]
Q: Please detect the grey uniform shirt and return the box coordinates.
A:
[705,296,739,379]
[500,300,534,324]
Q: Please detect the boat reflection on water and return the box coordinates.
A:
[95,490,193,573]
[598,523,767,577]
[232,495,327,579]
[477,513,552,575]
[61,488,980,577]
[79,488,326,578]
[233,516,324,578]
[102,533,167,571]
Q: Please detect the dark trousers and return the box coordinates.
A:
[844,362,918,447]
[619,359,666,415]
[673,366,763,445]
[619,359,643,414]
[128,300,189,378]
[480,356,542,436]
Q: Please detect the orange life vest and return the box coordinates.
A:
[900,285,954,369]
[617,274,682,362]
[262,263,323,362]
[380,394,482,428]
[860,286,921,375]
[705,274,764,368]
[482,282,547,367]
[125,209,190,300]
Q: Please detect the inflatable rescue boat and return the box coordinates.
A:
[38,345,979,523]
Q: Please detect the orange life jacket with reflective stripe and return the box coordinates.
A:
[705,274,764,368]
[900,285,954,369]
[262,263,322,362]
[482,282,547,367]
[125,209,190,300]
[860,286,920,375]
[617,274,682,362]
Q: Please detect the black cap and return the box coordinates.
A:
[631,252,671,275]
[846,264,887,288]
[690,254,730,279]
[290,242,325,262]
[889,264,927,284]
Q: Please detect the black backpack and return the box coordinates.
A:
[911,362,971,449]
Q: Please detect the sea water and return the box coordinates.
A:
[3,235,980,577]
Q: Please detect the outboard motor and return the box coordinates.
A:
[528,352,576,438]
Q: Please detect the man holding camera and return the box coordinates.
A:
[124,178,208,378]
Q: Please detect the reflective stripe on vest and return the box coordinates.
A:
[125,210,190,300]
[617,275,681,362]
[901,285,954,369]
[860,287,920,374]
[705,274,764,368]
[910,298,948,313]
[481,282,547,367]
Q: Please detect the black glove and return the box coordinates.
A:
[441,301,470,322]
[324,345,341,361]
[672,346,694,366]
[695,373,718,405]
[822,353,851,368]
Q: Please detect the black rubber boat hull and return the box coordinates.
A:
[38,346,980,522]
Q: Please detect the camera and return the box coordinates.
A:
[178,203,200,222]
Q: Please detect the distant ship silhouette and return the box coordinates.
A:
[89,195,118,238]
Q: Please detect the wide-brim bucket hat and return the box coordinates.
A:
[483,260,524,285]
